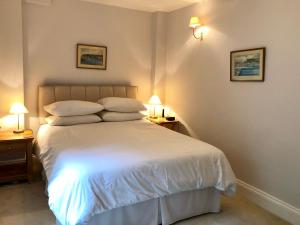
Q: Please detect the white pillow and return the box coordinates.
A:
[98,97,146,113]
[99,111,145,122]
[46,115,102,126]
[44,100,104,116]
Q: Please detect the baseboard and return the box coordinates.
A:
[237,179,300,225]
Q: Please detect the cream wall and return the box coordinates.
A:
[165,0,300,209]
[22,0,153,130]
[151,12,167,103]
[0,0,24,130]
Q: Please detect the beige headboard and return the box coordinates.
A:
[38,85,138,124]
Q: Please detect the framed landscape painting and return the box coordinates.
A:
[77,44,107,70]
[230,47,265,81]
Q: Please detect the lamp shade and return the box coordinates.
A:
[149,95,161,105]
[9,103,29,115]
[189,16,201,28]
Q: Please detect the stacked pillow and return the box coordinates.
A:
[44,98,146,125]
[44,100,104,126]
[98,97,146,122]
[46,115,102,126]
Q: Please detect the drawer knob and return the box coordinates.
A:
[8,146,15,150]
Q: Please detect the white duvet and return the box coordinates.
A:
[37,120,236,225]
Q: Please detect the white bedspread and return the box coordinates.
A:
[37,120,236,225]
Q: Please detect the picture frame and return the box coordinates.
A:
[77,44,107,70]
[230,47,266,82]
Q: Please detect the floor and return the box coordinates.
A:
[0,182,290,225]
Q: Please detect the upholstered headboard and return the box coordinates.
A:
[38,85,138,124]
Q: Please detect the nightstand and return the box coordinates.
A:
[0,130,34,183]
[147,118,179,132]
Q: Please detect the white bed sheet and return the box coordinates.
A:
[37,119,236,225]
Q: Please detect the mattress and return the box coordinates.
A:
[36,119,236,225]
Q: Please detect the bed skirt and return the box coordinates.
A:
[56,188,220,225]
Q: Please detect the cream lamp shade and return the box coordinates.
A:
[189,16,201,28]
[149,95,161,105]
[9,103,29,115]
[148,95,161,118]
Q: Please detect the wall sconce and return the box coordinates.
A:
[189,16,208,40]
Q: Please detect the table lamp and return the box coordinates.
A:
[149,95,161,118]
[9,103,29,134]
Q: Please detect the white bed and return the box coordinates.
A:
[36,85,236,225]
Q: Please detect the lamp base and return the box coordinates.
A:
[13,130,25,134]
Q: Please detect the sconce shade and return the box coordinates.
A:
[149,95,162,105]
[9,103,29,115]
[189,16,201,28]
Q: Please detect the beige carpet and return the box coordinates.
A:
[0,182,290,225]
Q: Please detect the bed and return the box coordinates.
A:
[36,85,236,225]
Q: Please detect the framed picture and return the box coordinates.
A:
[230,47,266,81]
[77,44,107,70]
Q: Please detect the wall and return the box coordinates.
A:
[23,0,153,131]
[0,0,24,130]
[151,12,167,103]
[165,0,300,210]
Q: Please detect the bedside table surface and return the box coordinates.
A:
[0,130,34,142]
[147,117,179,132]
[147,117,178,124]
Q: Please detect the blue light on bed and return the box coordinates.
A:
[46,149,146,225]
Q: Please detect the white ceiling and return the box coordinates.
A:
[81,0,200,12]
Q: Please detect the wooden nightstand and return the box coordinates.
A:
[147,118,179,132]
[0,130,34,183]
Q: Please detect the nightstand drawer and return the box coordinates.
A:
[0,163,27,180]
[160,123,178,131]
[0,143,27,163]
[0,131,34,183]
